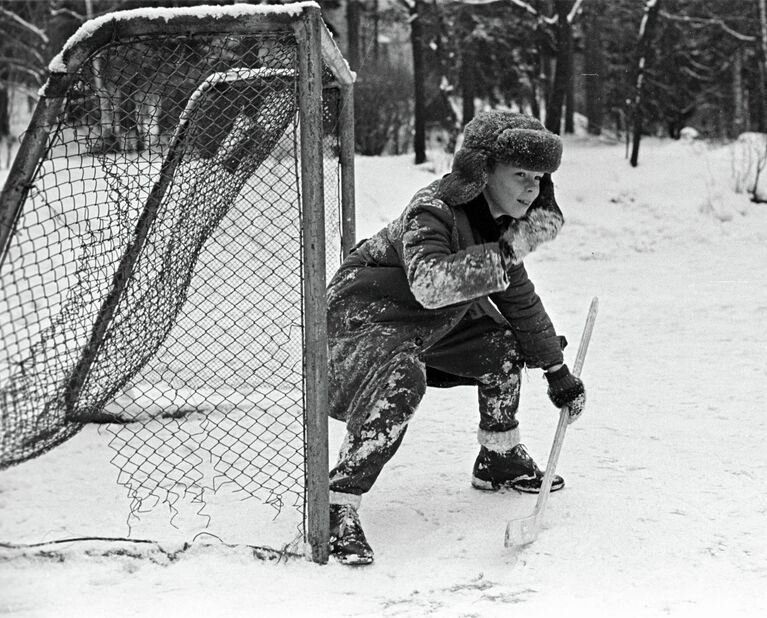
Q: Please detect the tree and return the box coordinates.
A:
[346,0,362,70]
[582,0,604,135]
[0,2,50,91]
[545,0,573,133]
[759,0,767,129]
[408,0,428,163]
[0,1,51,164]
[639,1,760,140]
[431,1,543,122]
[630,0,660,167]
[457,6,477,125]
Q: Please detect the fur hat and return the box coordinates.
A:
[436,111,563,206]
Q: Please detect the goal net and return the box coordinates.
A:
[0,2,353,562]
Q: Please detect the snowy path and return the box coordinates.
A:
[2,137,767,617]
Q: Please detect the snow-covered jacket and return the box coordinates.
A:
[327,178,564,433]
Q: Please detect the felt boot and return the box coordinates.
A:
[471,443,564,493]
[329,503,374,565]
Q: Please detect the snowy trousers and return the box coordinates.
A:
[329,316,522,496]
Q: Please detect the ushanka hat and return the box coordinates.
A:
[436,111,563,206]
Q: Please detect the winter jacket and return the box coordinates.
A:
[327,177,564,433]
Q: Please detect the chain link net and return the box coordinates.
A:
[1,23,345,549]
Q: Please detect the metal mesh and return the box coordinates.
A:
[1,23,346,548]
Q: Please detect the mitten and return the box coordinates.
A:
[544,364,586,423]
[497,205,563,265]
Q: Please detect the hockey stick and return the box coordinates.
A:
[505,296,599,548]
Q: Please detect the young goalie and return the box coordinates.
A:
[325,111,586,564]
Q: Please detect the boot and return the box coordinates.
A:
[471,444,564,493]
[329,503,374,565]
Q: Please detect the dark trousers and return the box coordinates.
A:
[329,316,522,496]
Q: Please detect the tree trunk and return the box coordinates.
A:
[373,0,380,62]
[526,72,539,119]
[545,0,574,134]
[461,55,475,126]
[531,45,551,123]
[0,86,9,169]
[411,0,426,164]
[346,0,361,71]
[733,46,745,137]
[564,31,575,134]
[84,0,119,152]
[536,0,554,123]
[0,87,8,140]
[535,49,550,123]
[630,0,661,168]
[136,91,161,151]
[457,7,475,126]
[583,0,604,135]
[758,0,767,131]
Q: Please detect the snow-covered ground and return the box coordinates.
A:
[2,135,767,617]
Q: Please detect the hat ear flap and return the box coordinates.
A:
[435,148,489,205]
[530,173,562,218]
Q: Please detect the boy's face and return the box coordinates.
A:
[484,163,542,219]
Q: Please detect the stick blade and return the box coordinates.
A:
[504,515,538,548]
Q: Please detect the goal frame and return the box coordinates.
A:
[0,2,354,564]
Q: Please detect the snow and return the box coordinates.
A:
[2,135,767,616]
[733,132,767,202]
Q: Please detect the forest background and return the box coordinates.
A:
[1,0,767,179]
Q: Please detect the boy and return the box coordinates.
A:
[325,111,586,565]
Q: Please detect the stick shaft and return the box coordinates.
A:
[572,297,599,378]
[531,297,599,526]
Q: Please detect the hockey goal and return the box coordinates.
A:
[0,2,353,563]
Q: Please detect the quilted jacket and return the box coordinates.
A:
[327,177,565,432]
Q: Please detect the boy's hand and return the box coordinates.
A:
[545,364,586,423]
[497,206,563,266]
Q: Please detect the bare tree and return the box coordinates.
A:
[732,46,745,136]
[759,0,767,130]
[0,2,50,165]
[545,0,573,134]
[657,4,758,138]
[346,0,362,70]
[583,0,604,135]
[399,0,427,164]
[457,6,476,125]
[563,0,578,133]
[0,6,49,87]
[630,0,660,167]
